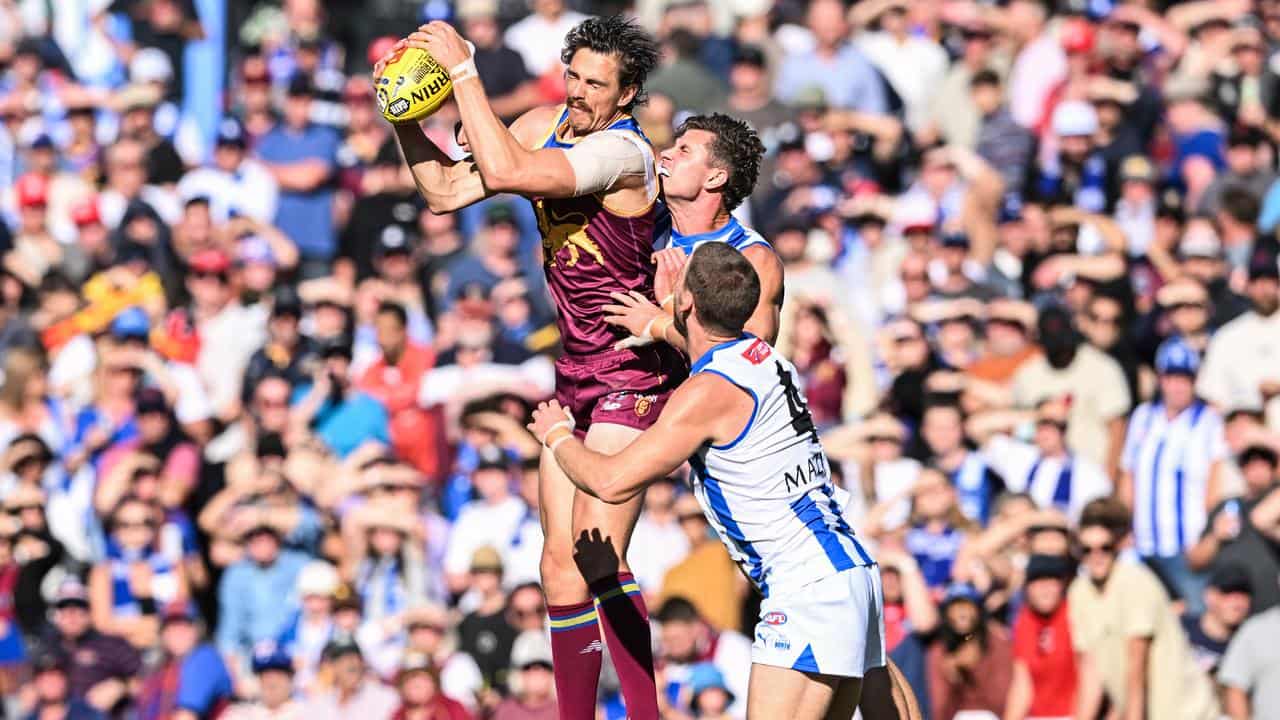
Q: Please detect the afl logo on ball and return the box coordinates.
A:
[634,395,654,417]
[763,611,787,626]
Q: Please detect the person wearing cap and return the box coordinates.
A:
[491,629,556,720]
[1068,497,1219,720]
[400,603,485,712]
[44,578,144,713]
[137,600,234,720]
[456,546,517,689]
[272,559,341,692]
[1006,555,1077,720]
[1113,153,1161,258]
[966,298,1040,385]
[923,582,1011,720]
[1180,564,1253,677]
[652,597,751,720]
[25,647,103,720]
[341,499,429,628]
[772,0,887,113]
[5,171,84,289]
[303,634,399,720]
[254,72,342,280]
[176,116,279,224]
[1155,278,1214,356]
[1036,100,1108,212]
[1198,244,1280,427]
[242,286,317,402]
[1120,337,1226,612]
[391,650,472,720]
[223,643,302,720]
[116,74,186,185]
[289,331,390,459]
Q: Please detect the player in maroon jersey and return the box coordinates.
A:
[379,16,673,720]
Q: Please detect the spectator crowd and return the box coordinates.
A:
[5,0,1280,719]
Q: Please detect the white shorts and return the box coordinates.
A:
[751,565,886,678]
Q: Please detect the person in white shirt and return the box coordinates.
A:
[176,117,279,224]
[504,0,589,79]
[1197,248,1280,428]
[443,449,530,594]
[627,475,692,597]
[1121,338,1228,615]
[853,1,948,133]
[969,397,1112,523]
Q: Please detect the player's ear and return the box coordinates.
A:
[704,166,728,194]
[617,84,638,111]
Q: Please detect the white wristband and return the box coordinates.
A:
[539,405,576,446]
[450,42,478,83]
[640,316,660,342]
[549,433,573,452]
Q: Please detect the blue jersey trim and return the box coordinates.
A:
[700,369,759,450]
[791,644,819,673]
[820,484,874,566]
[690,454,769,596]
[690,333,753,374]
[789,492,856,573]
[1149,437,1166,555]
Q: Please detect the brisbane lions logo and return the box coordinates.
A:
[535,201,604,268]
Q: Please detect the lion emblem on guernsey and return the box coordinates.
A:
[535,202,605,268]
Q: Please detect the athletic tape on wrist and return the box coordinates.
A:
[549,432,573,452]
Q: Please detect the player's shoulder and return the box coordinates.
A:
[511,104,565,146]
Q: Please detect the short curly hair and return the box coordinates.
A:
[560,16,660,113]
[674,113,765,212]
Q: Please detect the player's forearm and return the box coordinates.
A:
[452,77,534,192]
[393,123,476,212]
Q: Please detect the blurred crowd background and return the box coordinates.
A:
[3,0,1280,719]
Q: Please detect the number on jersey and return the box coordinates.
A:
[776,362,818,440]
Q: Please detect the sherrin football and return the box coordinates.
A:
[377,47,453,122]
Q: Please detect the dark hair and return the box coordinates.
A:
[675,113,765,212]
[655,596,701,623]
[376,300,408,328]
[970,68,1001,88]
[561,16,660,112]
[1220,186,1261,225]
[684,243,760,336]
[1078,497,1130,538]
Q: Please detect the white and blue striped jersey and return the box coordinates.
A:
[1122,401,1227,557]
[688,335,875,598]
[655,210,772,255]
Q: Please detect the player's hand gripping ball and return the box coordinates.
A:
[376,46,453,123]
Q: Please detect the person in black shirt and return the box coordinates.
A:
[457,546,518,691]
[457,0,541,124]
[1181,565,1253,676]
[339,140,424,282]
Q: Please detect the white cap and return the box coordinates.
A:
[510,629,553,669]
[1051,100,1098,137]
[130,47,174,84]
[891,193,938,233]
[296,560,340,597]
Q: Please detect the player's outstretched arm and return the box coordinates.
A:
[528,374,752,503]
[411,22,648,201]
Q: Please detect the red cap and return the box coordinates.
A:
[70,196,101,227]
[189,249,231,274]
[15,173,48,208]
[1061,17,1096,55]
[368,36,399,68]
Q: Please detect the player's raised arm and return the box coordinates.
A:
[528,373,752,504]
[411,18,655,201]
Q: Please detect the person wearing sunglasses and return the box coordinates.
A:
[1067,497,1218,720]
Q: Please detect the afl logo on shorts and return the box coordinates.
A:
[634,395,654,417]
[763,611,787,626]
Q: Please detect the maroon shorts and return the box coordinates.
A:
[555,345,688,434]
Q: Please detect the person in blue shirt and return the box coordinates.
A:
[255,74,342,280]
[137,601,234,720]
[215,525,309,675]
[290,335,390,458]
[772,0,888,114]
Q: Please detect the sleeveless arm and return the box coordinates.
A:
[533,374,754,504]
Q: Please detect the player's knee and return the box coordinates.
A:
[539,546,584,596]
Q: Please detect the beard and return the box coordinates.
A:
[673,300,691,341]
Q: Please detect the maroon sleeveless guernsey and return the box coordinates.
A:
[534,108,662,356]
